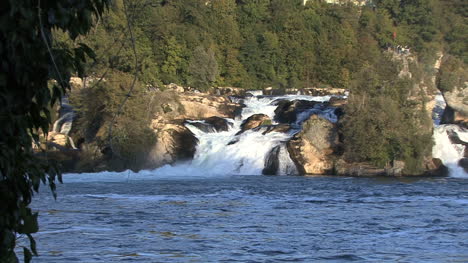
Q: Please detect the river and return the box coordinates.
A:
[30,175,467,262]
[26,92,468,262]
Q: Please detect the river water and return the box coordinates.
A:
[27,92,468,262]
[30,175,468,262]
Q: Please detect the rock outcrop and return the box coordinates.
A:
[263,87,347,96]
[459,158,468,173]
[443,86,468,116]
[438,55,468,126]
[424,158,450,177]
[441,85,468,127]
[148,120,198,167]
[253,124,291,135]
[146,90,244,168]
[187,117,232,133]
[274,100,318,124]
[287,115,338,175]
[179,93,243,119]
[237,114,271,135]
[262,145,281,175]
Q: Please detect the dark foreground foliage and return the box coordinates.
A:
[0,1,110,262]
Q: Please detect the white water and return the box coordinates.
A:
[64,93,342,182]
[152,93,342,177]
[432,93,468,178]
[63,91,468,181]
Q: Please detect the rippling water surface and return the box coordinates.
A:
[30,175,468,262]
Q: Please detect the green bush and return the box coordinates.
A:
[70,71,157,171]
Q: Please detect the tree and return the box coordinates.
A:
[0,1,110,262]
[188,46,219,91]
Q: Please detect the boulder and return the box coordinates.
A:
[236,114,271,135]
[442,106,468,127]
[438,55,468,124]
[424,158,450,176]
[442,86,468,116]
[459,158,468,173]
[179,93,243,119]
[205,116,231,132]
[274,100,318,124]
[302,87,347,96]
[287,115,338,175]
[186,122,217,133]
[187,117,231,133]
[47,132,69,148]
[254,124,291,135]
[262,146,281,175]
[166,83,185,93]
[148,122,198,167]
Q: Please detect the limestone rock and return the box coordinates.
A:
[187,116,231,133]
[253,124,291,135]
[148,122,198,167]
[48,132,69,148]
[438,55,468,124]
[179,93,243,119]
[166,83,185,93]
[274,100,318,124]
[237,114,271,135]
[443,85,468,114]
[287,115,338,175]
[205,116,231,132]
[441,105,468,128]
[459,158,468,173]
[424,158,449,176]
[262,146,281,175]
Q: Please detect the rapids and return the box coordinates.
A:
[432,93,468,178]
[149,92,342,177]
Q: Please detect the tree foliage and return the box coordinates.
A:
[77,0,465,91]
[0,1,110,262]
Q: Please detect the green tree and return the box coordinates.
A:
[188,46,219,91]
[160,36,185,84]
[0,1,110,262]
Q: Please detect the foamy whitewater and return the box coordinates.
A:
[63,92,342,182]
[432,93,468,178]
[63,91,467,182]
[151,92,341,177]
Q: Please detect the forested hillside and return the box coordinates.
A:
[68,0,466,90]
[59,0,466,173]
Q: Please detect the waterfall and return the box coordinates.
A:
[432,93,468,177]
[52,97,77,149]
[433,125,467,177]
[152,93,340,177]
